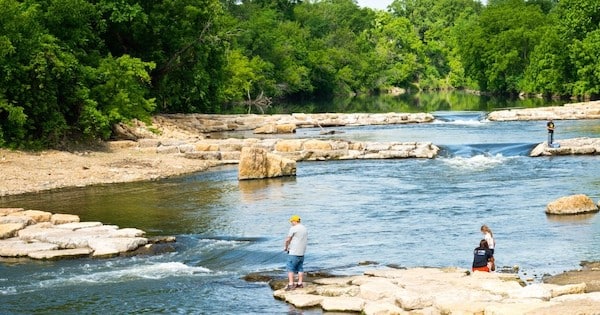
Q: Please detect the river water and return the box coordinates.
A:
[1,111,599,314]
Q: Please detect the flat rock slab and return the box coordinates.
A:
[89,237,148,257]
[0,208,25,215]
[0,208,163,260]
[0,215,33,225]
[51,214,80,225]
[273,267,600,314]
[530,137,600,157]
[0,239,58,257]
[28,247,93,260]
[54,222,103,230]
[0,222,27,239]
[6,210,52,223]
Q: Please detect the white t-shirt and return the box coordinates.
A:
[484,232,495,249]
[287,223,308,256]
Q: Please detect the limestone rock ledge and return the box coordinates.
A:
[530,137,600,157]
[0,207,164,260]
[153,112,436,134]
[162,138,440,162]
[488,101,600,121]
[273,267,600,315]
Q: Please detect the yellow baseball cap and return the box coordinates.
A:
[289,215,301,222]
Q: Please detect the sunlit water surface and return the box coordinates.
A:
[1,112,599,314]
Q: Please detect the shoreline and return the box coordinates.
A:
[1,103,599,197]
[0,146,219,197]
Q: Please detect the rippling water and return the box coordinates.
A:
[1,112,599,314]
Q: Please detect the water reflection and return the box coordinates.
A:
[546,212,599,223]
[265,91,564,114]
[238,177,297,203]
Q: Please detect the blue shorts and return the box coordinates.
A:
[286,255,304,273]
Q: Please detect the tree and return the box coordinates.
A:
[456,0,549,93]
[88,55,156,136]
[521,26,570,96]
[98,0,227,113]
[0,0,159,147]
[569,30,600,97]
[367,12,425,88]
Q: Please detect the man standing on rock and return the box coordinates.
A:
[547,119,555,145]
[284,214,308,290]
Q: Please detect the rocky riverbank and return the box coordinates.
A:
[1,106,599,196]
[0,113,440,197]
[270,267,600,314]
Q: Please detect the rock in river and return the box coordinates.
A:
[0,207,171,260]
[546,194,599,215]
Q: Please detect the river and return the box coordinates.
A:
[1,109,599,314]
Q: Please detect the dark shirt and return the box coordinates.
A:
[547,121,555,133]
[472,247,493,268]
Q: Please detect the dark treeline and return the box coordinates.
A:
[1,0,599,148]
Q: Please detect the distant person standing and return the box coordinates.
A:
[284,215,308,290]
[481,224,496,271]
[472,239,495,272]
[480,225,495,255]
[546,119,555,145]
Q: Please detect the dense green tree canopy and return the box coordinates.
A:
[1,0,598,148]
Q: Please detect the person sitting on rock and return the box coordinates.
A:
[472,239,494,272]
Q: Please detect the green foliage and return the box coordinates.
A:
[2,0,600,148]
[0,0,160,147]
[521,27,570,96]
[457,0,549,93]
[569,30,600,97]
[91,54,156,125]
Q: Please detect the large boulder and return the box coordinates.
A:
[238,147,296,180]
[546,194,599,215]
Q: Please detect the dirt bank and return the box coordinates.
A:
[0,146,217,197]
[0,121,218,197]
